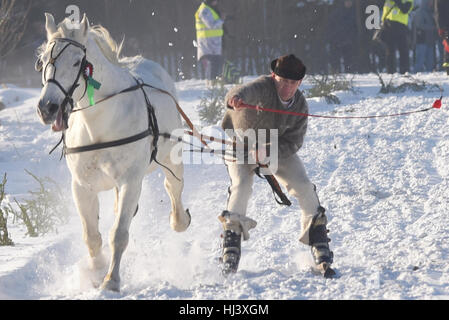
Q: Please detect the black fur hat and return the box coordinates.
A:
[271,54,306,80]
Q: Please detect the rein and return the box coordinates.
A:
[237,100,442,119]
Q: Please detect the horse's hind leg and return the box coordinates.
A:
[100,180,142,292]
[162,155,191,232]
[72,182,107,283]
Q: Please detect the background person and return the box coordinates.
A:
[434,0,449,74]
[382,0,414,74]
[411,0,437,72]
[195,0,224,82]
[327,0,358,73]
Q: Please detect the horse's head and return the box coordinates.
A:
[36,13,91,131]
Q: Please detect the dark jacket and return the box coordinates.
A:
[435,0,449,32]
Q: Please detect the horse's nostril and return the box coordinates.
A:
[49,103,59,114]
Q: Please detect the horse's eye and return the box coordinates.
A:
[73,61,81,67]
[35,58,43,72]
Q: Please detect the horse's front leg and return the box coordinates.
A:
[72,181,107,284]
[162,155,191,232]
[100,181,142,292]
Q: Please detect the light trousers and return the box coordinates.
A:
[225,153,322,245]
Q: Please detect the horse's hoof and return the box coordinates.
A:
[169,209,191,232]
[100,278,120,293]
[185,209,191,228]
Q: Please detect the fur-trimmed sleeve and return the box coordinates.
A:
[224,76,273,109]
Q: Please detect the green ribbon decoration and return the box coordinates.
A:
[87,76,102,106]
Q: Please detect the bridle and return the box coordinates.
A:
[36,37,90,130]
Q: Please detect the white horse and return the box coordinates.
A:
[36,13,191,292]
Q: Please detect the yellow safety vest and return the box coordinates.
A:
[382,0,414,26]
[195,2,224,39]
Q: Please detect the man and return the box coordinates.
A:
[327,0,358,73]
[195,0,224,81]
[219,54,334,277]
[382,0,414,74]
[411,0,437,72]
[434,0,449,74]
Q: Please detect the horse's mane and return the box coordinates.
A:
[89,25,125,65]
[36,17,176,98]
[38,19,142,68]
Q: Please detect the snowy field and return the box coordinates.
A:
[1,72,449,300]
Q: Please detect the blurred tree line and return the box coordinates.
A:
[1,0,398,86]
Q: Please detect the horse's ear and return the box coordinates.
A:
[45,13,57,38]
[80,13,89,37]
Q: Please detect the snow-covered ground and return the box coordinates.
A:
[1,72,449,300]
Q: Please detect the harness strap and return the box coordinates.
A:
[174,101,208,147]
[138,84,209,147]
[49,133,65,159]
[55,79,157,157]
[136,80,159,164]
[254,166,292,206]
[65,129,152,155]
[59,78,184,181]
[184,130,236,147]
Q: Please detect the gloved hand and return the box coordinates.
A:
[439,29,449,39]
[228,96,244,110]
